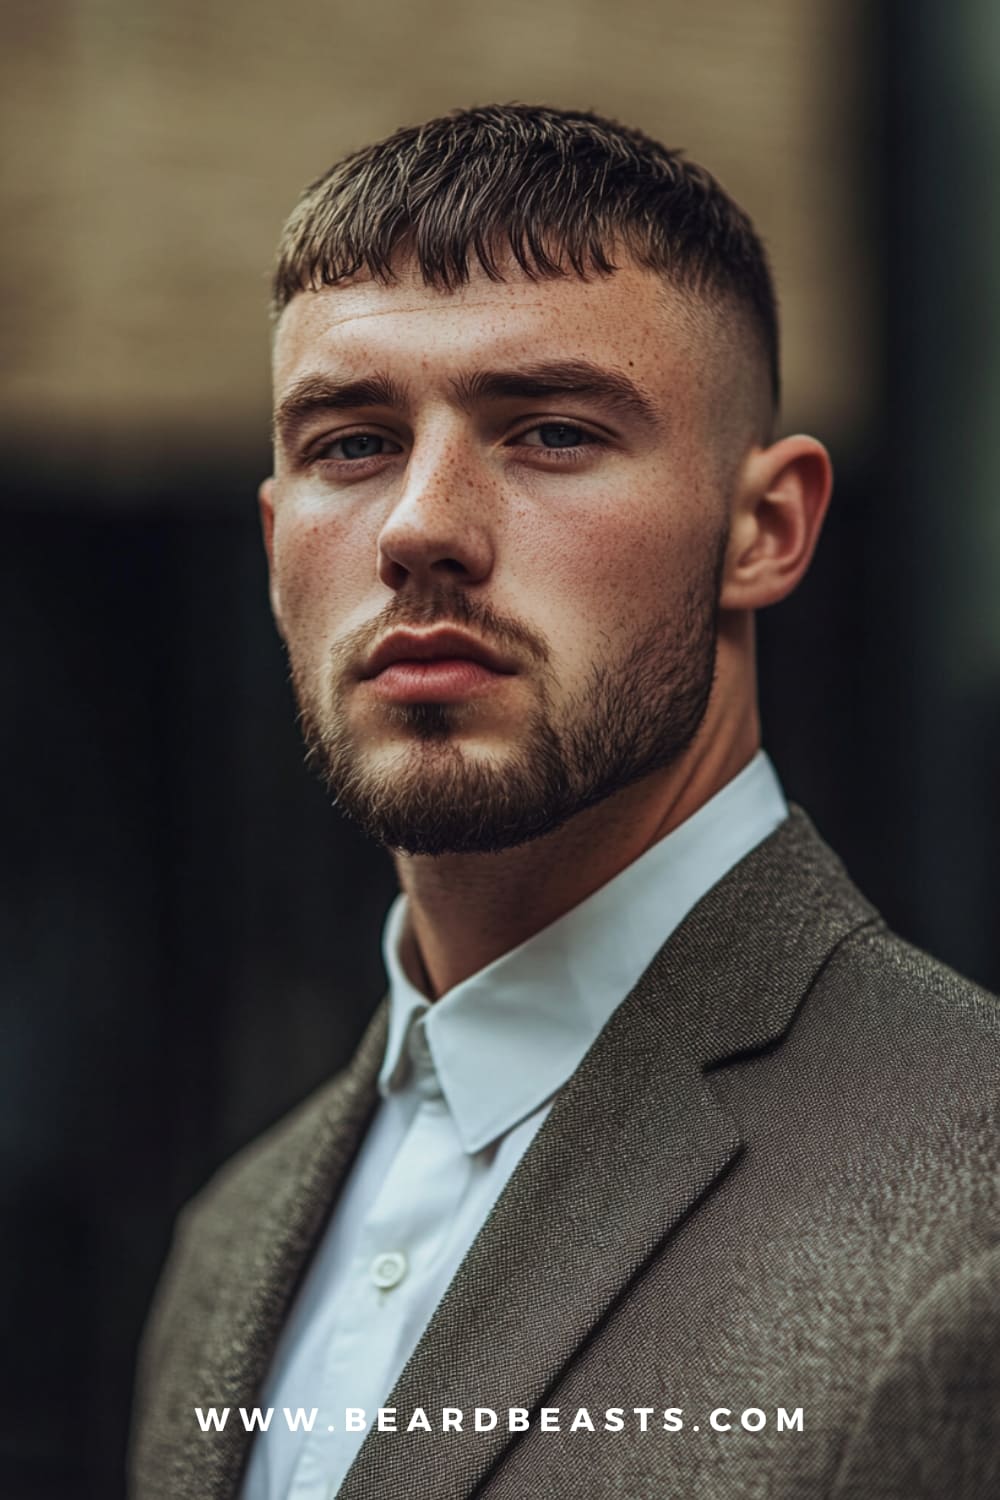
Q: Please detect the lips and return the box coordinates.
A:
[361,627,517,680]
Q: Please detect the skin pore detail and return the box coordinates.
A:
[262,255,832,996]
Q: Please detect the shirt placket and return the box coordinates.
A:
[288,1020,469,1497]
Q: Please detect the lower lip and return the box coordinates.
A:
[368,658,510,703]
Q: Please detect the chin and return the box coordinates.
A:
[321,736,573,856]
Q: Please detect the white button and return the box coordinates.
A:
[370,1250,408,1289]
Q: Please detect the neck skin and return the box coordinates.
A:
[394,613,759,999]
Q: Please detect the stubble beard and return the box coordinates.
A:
[291,550,725,856]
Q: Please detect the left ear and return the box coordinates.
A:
[719,435,833,611]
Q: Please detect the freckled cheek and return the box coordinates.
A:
[509,501,682,653]
[272,510,378,643]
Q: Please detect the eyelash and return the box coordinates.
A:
[305,423,606,471]
[510,423,605,461]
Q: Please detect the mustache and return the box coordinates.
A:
[332,587,551,675]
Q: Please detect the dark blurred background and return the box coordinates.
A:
[3,0,1000,1494]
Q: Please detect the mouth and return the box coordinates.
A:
[359,627,519,705]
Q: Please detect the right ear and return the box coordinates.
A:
[258,477,284,635]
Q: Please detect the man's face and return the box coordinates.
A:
[266,259,737,854]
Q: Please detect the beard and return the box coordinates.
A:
[291,545,725,856]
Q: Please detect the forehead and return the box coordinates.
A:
[271,260,706,400]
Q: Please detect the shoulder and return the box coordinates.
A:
[819,917,1000,1060]
[178,999,388,1252]
[133,1003,387,1404]
[777,916,1000,1268]
[759,807,1000,1065]
[790,914,1000,1161]
[134,1069,353,1382]
[180,1067,357,1246]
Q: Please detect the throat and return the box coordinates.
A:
[393,769,701,998]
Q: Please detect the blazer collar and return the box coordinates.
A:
[335,806,879,1499]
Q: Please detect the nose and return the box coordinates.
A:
[376,429,495,593]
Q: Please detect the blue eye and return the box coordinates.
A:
[534,423,587,448]
[337,433,393,459]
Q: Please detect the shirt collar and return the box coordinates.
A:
[378,750,787,1155]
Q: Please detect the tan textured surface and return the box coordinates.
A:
[2,0,870,472]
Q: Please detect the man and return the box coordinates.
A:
[129,105,1000,1499]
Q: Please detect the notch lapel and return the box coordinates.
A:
[337,808,879,1500]
[133,1002,389,1499]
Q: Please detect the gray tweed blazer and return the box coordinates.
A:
[128,808,1000,1499]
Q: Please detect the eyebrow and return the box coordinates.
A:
[273,357,659,450]
[273,372,407,449]
[452,360,660,427]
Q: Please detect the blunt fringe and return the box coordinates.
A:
[272,104,780,406]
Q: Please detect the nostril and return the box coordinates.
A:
[376,514,494,589]
[377,553,410,591]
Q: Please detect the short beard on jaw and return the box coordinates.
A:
[291,551,725,856]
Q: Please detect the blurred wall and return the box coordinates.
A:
[6,2,1000,1498]
[3,0,872,474]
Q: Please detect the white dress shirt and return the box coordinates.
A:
[240,751,787,1500]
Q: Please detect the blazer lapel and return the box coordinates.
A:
[181,1001,390,1498]
[337,807,878,1500]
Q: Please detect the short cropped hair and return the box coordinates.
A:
[272,103,780,410]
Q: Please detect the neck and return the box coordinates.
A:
[394,705,760,999]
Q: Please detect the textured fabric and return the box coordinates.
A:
[128,808,1000,1499]
[240,751,786,1499]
